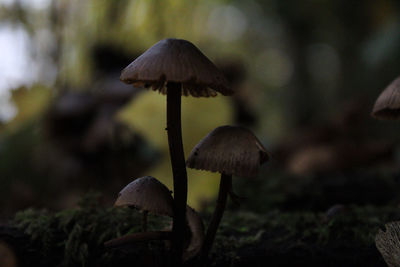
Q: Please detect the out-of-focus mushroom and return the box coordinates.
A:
[372,77,400,120]
[0,241,17,267]
[51,92,96,120]
[286,141,394,175]
[120,38,232,264]
[115,176,173,232]
[186,125,268,264]
[375,221,400,267]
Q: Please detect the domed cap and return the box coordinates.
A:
[186,125,269,177]
[120,38,233,97]
[115,176,173,216]
[183,206,205,262]
[372,77,400,120]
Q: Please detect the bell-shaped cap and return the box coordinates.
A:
[372,77,400,120]
[183,206,205,262]
[186,125,269,177]
[120,38,233,97]
[115,176,173,216]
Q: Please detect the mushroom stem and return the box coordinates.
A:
[200,173,231,265]
[104,231,172,248]
[166,82,188,266]
[142,210,148,232]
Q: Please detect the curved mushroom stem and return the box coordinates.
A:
[104,231,172,248]
[142,210,148,232]
[167,82,188,266]
[200,173,232,266]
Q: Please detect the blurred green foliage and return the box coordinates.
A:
[2,0,400,212]
[4,0,400,134]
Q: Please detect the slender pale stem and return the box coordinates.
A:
[200,173,232,266]
[167,82,188,266]
[142,210,148,232]
[104,231,172,248]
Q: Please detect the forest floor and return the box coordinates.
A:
[1,168,399,267]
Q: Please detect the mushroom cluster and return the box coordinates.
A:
[105,38,269,266]
[120,38,232,266]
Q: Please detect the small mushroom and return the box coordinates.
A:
[120,38,232,264]
[186,125,269,264]
[372,76,400,120]
[105,204,205,262]
[115,176,173,232]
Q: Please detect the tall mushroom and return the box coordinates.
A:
[372,76,400,120]
[120,38,232,263]
[186,125,269,264]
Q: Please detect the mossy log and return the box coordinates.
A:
[2,193,399,266]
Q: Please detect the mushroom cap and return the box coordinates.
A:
[372,77,400,120]
[120,38,233,97]
[183,206,205,262]
[115,176,173,216]
[186,125,269,177]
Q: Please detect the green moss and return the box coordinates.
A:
[209,205,400,266]
[10,193,400,266]
[12,192,170,266]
